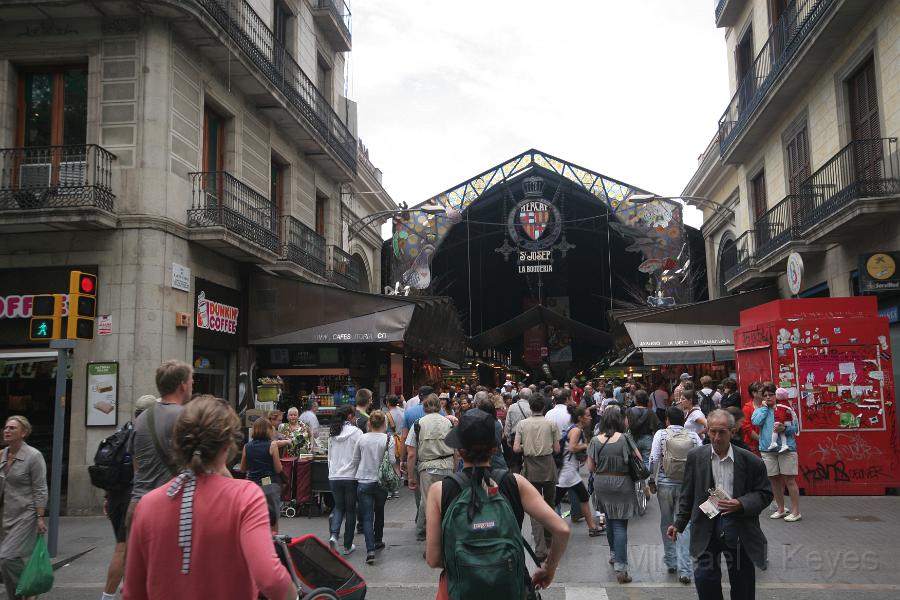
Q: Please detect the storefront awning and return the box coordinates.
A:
[247,274,465,362]
[625,321,736,365]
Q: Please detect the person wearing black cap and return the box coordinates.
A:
[425,409,570,596]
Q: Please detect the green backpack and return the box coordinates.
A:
[441,470,526,600]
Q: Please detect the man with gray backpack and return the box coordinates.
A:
[648,406,702,585]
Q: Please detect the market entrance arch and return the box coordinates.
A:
[387,149,697,377]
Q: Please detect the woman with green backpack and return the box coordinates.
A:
[424,409,570,600]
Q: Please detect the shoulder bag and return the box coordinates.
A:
[624,433,651,481]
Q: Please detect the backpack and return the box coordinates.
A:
[386,410,403,461]
[661,428,693,481]
[441,469,526,600]
[698,390,716,416]
[88,421,135,491]
[377,436,402,493]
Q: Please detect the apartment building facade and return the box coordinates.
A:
[0,0,393,512]
[684,0,899,350]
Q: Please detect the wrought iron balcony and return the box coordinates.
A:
[718,0,834,157]
[0,144,115,212]
[329,245,361,290]
[281,215,326,276]
[724,230,755,284]
[188,171,279,254]
[796,138,900,234]
[753,195,801,261]
[196,0,356,173]
[311,0,352,51]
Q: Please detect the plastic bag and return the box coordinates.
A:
[15,534,54,596]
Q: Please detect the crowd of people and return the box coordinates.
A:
[0,360,805,600]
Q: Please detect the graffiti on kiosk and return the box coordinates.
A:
[810,433,884,463]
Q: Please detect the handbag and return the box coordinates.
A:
[624,434,651,481]
[377,436,401,493]
[15,534,53,596]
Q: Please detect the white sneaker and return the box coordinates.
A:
[767,441,779,451]
[779,444,790,453]
[329,536,337,551]
[342,544,357,556]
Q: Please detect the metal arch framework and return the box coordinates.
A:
[391,149,688,291]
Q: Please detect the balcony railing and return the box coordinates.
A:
[0,144,115,212]
[796,138,900,233]
[724,230,755,283]
[715,0,727,23]
[329,245,361,290]
[718,0,834,156]
[188,171,279,253]
[196,0,356,173]
[753,195,800,261]
[313,0,352,40]
[281,215,326,276]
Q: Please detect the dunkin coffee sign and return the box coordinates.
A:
[196,291,238,334]
[193,278,242,350]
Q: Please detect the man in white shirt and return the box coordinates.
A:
[405,385,432,411]
[545,392,571,433]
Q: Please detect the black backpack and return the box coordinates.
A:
[698,390,716,416]
[88,421,135,491]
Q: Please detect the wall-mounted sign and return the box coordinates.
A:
[506,180,562,250]
[97,315,112,336]
[171,263,191,292]
[86,361,118,427]
[517,250,553,274]
[193,279,243,351]
[860,252,899,292]
[787,252,804,296]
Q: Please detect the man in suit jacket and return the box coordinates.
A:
[668,409,773,600]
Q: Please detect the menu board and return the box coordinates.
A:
[793,346,886,431]
[86,362,118,427]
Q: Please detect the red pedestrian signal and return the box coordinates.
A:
[67,271,97,340]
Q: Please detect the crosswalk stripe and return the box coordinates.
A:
[566,587,609,600]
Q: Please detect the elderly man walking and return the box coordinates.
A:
[668,409,772,600]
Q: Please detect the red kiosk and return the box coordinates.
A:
[734,297,900,495]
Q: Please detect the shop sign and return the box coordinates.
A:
[171,263,191,292]
[196,291,238,334]
[193,278,243,351]
[0,266,97,345]
[517,250,553,274]
[86,361,118,427]
[787,252,804,296]
[859,252,899,292]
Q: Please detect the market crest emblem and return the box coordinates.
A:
[506,177,562,251]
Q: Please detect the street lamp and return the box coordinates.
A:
[628,194,733,221]
[347,201,446,240]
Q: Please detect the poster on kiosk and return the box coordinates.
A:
[734,297,899,495]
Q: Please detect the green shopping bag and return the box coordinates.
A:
[15,534,54,596]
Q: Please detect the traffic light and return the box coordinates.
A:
[29,294,64,341]
[67,271,97,340]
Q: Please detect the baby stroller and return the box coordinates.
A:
[273,534,367,599]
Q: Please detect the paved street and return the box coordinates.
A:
[31,491,900,600]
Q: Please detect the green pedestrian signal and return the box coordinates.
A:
[30,318,60,340]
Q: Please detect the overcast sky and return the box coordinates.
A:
[349,1,730,232]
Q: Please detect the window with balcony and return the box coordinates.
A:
[735,26,754,109]
[13,67,88,191]
[847,57,880,180]
[750,170,767,221]
[785,125,810,195]
[317,54,333,107]
[315,192,327,237]
[203,105,226,174]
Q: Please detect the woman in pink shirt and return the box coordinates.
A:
[124,397,295,600]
